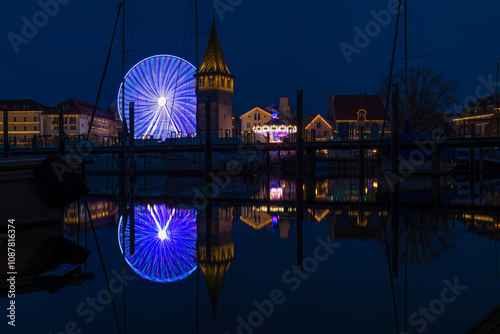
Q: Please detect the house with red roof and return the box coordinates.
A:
[43,99,116,140]
[326,92,387,139]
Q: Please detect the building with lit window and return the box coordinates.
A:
[453,94,500,137]
[106,107,121,137]
[305,114,334,141]
[240,107,272,131]
[43,99,115,140]
[196,18,235,137]
[0,99,47,146]
[326,92,386,139]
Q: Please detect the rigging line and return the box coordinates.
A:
[415,2,430,68]
[383,212,400,333]
[495,226,498,280]
[381,0,403,141]
[85,197,123,334]
[121,0,129,135]
[128,0,146,60]
[84,198,88,273]
[167,0,193,137]
[201,0,211,33]
[411,1,424,67]
[404,218,408,333]
[86,2,123,144]
[168,213,193,334]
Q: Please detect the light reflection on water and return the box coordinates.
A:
[14,174,499,334]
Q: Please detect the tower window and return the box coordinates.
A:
[357,109,366,121]
[199,78,205,87]
[221,78,225,87]
[209,77,215,87]
[227,79,231,88]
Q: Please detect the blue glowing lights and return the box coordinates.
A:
[118,55,197,139]
[118,204,197,283]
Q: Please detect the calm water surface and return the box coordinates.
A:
[8,173,500,334]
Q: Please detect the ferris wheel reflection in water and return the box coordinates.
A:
[118,204,197,283]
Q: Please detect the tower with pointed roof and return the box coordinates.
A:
[196,18,234,137]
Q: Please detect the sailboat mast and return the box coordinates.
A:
[404,0,408,121]
[195,0,199,70]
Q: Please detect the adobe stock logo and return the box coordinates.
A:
[7,0,70,54]
[339,0,412,64]
[400,277,468,334]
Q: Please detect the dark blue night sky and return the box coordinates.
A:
[1,0,499,116]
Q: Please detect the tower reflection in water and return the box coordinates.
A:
[118,204,197,283]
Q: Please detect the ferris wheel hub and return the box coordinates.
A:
[158,97,167,107]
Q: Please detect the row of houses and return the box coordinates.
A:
[5,91,494,147]
[240,92,387,141]
[0,98,120,145]
[452,94,500,137]
[0,92,388,146]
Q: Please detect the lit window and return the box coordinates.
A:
[358,109,366,121]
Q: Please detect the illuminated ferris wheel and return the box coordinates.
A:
[117,55,197,139]
[118,204,197,283]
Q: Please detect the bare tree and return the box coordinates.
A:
[379,67,458,132]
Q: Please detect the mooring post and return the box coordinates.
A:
[129,102,135,178]
[297,90,304,196]
[305,148,316,202]
[296,90,304,269]
[432,147,440,206]
[58,107,65,155]
[3,109,9,158]
[359,125,365,200]
[391,85,400,277]
[129,176,135,255]
[205,96,212,183]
